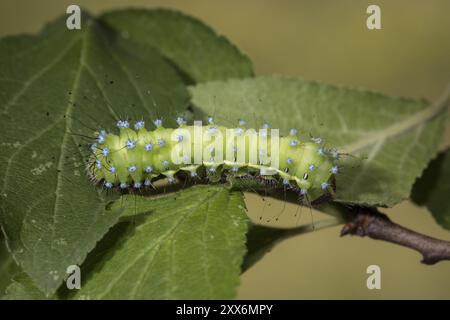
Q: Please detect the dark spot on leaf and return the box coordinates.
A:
[105,201,114,211]
[109,80,114,84]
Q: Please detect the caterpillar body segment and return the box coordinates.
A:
[88,119,339,202]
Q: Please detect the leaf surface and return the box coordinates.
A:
[71,186,248,299]
[412,148,450,231]
[2,273,48,300]
[0,14,188,294]
[101,8,254,83]
[0,233,20,297]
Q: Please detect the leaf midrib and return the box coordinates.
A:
[50,33,87,258]
[340,88,449,153]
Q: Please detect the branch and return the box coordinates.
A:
[340,206,450,265]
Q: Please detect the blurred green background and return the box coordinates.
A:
[1,0,449,299]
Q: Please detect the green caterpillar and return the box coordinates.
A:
[88,117,339,202]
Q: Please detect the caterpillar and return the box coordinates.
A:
[88,117,340,203]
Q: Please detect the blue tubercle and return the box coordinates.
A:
[117,120,129,129]
[120,182,128,189]
[101,148,109,157]
[145,143,153,151]
[176,116,186,126]
[154,119,163,128]
[126,139,136,149]
[134,120,145,130]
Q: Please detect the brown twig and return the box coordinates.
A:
[341,207,450,265]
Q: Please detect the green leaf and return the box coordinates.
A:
[0,233,21,297]
[101,8,254,83]
[0,14,189,295]
[412,149,450,231]
[70,186,248,299]
[3,273,48,300]
[189,76,448,206]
